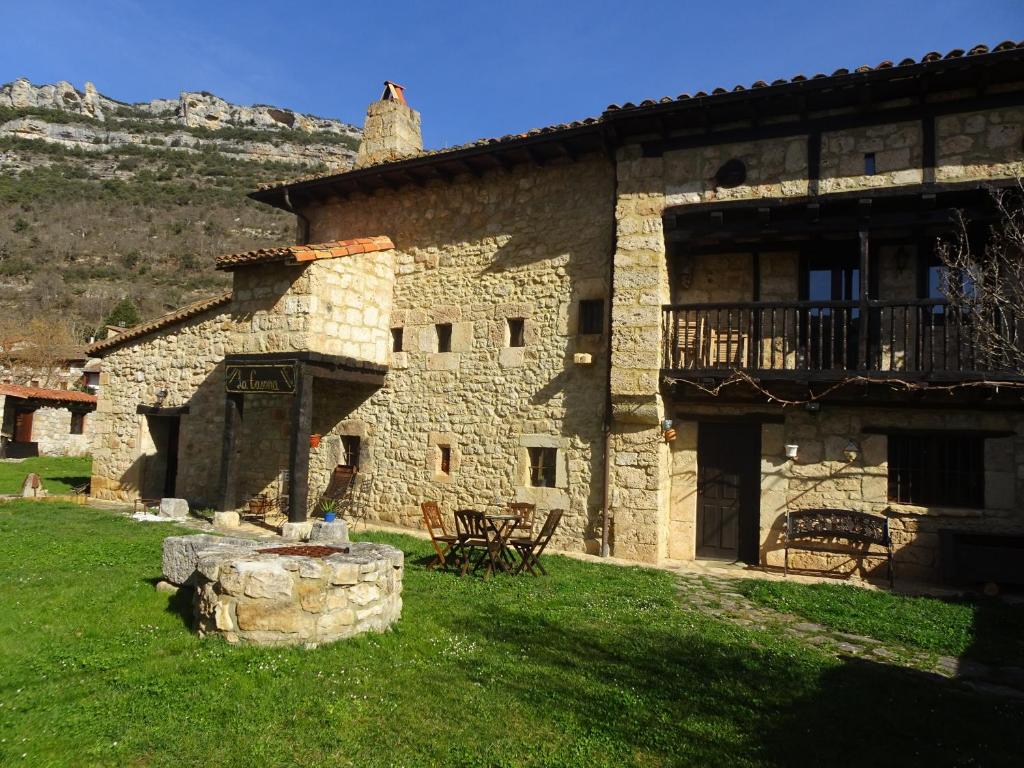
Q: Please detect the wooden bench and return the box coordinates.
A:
[784,508,894,586]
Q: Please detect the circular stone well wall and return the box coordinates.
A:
[193,541,403,646]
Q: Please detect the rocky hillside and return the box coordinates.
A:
[0,79,361,336]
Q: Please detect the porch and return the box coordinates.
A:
[661,297,1021,380]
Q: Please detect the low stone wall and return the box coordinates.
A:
[192,541,403,646]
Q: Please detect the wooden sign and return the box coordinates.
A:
[225,362,297,394]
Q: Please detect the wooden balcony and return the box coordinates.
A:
[661,300,1023,381]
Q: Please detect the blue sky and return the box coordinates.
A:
[1,1,1021,149]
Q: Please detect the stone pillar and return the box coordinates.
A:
[287,364,313,523]
[218,394,243,511]
[608,145,671,563]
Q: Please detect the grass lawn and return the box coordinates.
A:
[736,579,1024,665]
[1,502,1022,767]
[0,455,92,495]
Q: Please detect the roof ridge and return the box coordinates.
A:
[87,292,232,355]
[251,39,1023,196]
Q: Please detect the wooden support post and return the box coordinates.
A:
[858,229,870,370]
[287,364,313,523]
[218,393,243,511]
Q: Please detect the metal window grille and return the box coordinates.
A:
[340,436,361,468]
[528,447,557,488]
[887,433,984,508]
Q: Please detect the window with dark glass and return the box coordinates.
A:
[507,318,525,348]
[579,299,604,335]
[436,323,452,353]
[887,433,984,508]
[391,327,404,352]
[864,153,876,175]
[340,436,361,468]
[528,447,557,488]
[439,445,451,475]
[70,412,85,435]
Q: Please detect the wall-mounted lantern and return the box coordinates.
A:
[785,444,799,460]
[842,439,860,463]
[661,419,676,443]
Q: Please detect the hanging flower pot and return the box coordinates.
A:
[310,434,321,449]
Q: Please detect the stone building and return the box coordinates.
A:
[0,384,95,458]
[89,45,1024,582]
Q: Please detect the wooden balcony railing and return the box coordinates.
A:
[661,299,1022,378]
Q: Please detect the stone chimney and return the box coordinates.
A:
[354,81,423,168]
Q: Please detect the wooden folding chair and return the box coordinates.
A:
[453,509,488,576]
[513,509,563,576]
[422,501,457,570]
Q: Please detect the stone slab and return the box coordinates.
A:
[281,521,314,541]
[162,534,262,586]
[159,498,189,519]
[213,510,241,529]
[308,519,350,544]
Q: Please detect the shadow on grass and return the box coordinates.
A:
[435,598,1024,766]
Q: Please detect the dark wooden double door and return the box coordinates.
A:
[696,422,761,563]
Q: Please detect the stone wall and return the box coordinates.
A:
[90,308,231,505]
[31,406,90,456]
[303,156,615,553]
[230,252,395,364]
[665,403,1024,582]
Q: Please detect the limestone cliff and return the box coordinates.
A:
[0,78,361,169]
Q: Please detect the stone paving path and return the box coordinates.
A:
[675,570,1024,699]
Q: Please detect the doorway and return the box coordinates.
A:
[696,422,761,563]
[141,415,181,499]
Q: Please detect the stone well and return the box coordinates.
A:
[187,538,403,647]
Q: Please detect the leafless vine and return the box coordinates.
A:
[935,177,1024,374]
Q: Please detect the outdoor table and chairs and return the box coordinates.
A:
[424,501,562,578]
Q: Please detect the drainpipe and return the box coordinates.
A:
[600,140,619,558]
[282,188,311,244]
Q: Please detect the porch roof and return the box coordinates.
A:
[0,384,97,409]
[214,236,394,271]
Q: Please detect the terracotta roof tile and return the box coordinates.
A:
[215,236,394,270]
[0,384,97,406]
[87,293,232,356]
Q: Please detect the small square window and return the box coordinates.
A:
[578,299,605,335]
[391,327,404,353]
[864,153,876,176]
[436,323,452,353]
[70,412,85,435]
[340,436,360,468]
[439,445,451,475]
[507,318,525,348]
[528,446,557,488]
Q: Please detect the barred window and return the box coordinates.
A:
[340,436,361,468]
[70,412,85,435]
[528,447,557,488]
[579,299,605,335]
[887,433,984,508]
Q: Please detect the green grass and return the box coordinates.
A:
[0,456,91,495]
[737,579,1024,665]
[1,502,1022,767]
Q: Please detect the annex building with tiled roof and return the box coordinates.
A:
[89,43,1024,583]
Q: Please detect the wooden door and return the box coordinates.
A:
[14,411,33,442]
[696,422,761,562]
